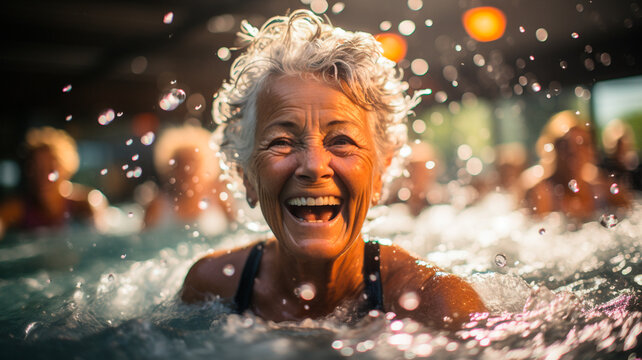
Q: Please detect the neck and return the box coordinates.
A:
[272,237,365,316]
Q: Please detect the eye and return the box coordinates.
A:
[327,135,356,147]
[268,137,293,149]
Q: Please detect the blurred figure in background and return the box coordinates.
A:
[144,125,234,235]
[0,127,108,238]
[386,141,446,216]
[493,142,528,200]
[521,111,630,222]
[601,119,641,191]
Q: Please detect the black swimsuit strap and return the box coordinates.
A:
[233,241,265,314]
[233,239,385,314]
[362,240,384,311]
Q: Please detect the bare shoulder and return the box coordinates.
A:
[180,241,260,303]
[379,243,487,329]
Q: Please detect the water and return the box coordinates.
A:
[1,193,640,359]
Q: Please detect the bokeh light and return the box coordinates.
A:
[462,7,506,42]
[375,33,407,63]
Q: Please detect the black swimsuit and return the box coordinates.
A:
[233,240,385,314]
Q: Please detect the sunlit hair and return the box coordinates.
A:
[153,125,219,179]
[212,9,427,195]
[25,126,79,178]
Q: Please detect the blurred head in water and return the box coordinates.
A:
[0,127,105,235]
[24,126,79,199]
[602,119,639,173]
[153,124,219,193]
[523,111,630,221]
[145,124,233,229]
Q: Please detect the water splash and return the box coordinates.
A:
[159,89,186,111]
[163,12,174,24]
[98,109,116,125]
[599,214,618,228]
[494,254,507,267]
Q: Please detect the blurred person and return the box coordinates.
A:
[386,141,446,216]
[521,111,630,222]
[0,127,107,238]
[492,142,528,200]
[143,125,234,234]
[601,119,641,191]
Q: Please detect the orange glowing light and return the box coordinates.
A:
[375,33,407,63]
[462,6,506,42]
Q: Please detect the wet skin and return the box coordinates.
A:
[182,75,487,329]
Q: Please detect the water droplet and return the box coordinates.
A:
[424,19,433,27]
[407,0,423,11]
[98,109,116,125]
[531,82,541,92]
[198,199,209,210]
[168,159,176,166]
[120,254,126,259]
[217,47,231,61]
[125,138,133,146]
[571,32,579,39]
[538,228,546,235]
[122,164,129,170]
[535,28,548,42]
[304,304,310,310]
[296,283,316,301]
[398,20,416,36]
[133,167,142,178]
[560,60,568,69]
[141,131,155,146]
[192,230,200,238]
[127,212,133,218]
[519,26,525,33]
[116,112,123,117]
[163,12,174,24]
[599,214,618,228]
[159,88,186,111]
[47,171,59,182]
[331,2,345,14]
[65,114,72,121]
[610,183,620,194]
[223,264,235,276]
[379,21,392,31]
[194,104,203,110]
[107,274,115,281]
[495,254,507,267]
[100,168,108,175]
[529,55,535,61]
[399,291,420,310]
[62,84,72,93]
[132,154,139,161]
[568,179,579,193]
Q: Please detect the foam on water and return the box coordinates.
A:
[0,193,640,359]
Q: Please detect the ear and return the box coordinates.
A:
[243,173,258,208]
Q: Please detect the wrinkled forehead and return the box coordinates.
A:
[258,74,358,108]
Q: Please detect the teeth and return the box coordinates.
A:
[287,196,341,206]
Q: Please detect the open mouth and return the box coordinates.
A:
[285,196,342,222]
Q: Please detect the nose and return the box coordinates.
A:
[295,145,334,182]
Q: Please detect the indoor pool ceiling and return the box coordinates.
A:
[1,0,640,140]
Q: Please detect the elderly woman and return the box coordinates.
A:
[181,10,486,329]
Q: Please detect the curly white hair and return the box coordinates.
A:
[212,9,427,197]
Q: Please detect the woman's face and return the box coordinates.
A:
[245,75,382,260]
